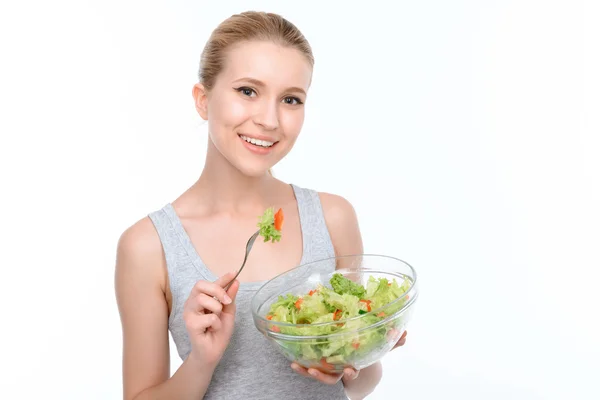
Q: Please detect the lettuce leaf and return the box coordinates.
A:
[257,207,282,242]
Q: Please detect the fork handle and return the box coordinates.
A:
[223,230,260,291]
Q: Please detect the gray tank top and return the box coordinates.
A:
[148,184,348,399]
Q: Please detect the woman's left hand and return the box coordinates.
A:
[392,329,408,349]
[290,330,408,383]
[290,363,360,384]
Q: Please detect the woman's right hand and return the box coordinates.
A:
[183,272,240,368]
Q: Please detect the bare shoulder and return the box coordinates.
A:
[117,217,164,275]
[318,192,364,257]
[115,216,167,300]
[117,216,163,260]
[318,192,357,223]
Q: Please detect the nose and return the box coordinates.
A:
[253,100,279,131]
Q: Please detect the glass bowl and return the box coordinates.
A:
[251,254,418,373]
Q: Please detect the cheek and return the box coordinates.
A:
[210,95,251,132]
[280,110,305,139]
[227,100,251,124]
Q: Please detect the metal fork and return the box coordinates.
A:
[223,230,260,291]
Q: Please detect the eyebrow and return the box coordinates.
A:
[233,77,307,96]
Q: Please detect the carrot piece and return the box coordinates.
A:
[320,357,335,370]
[333,309,342,320]
[294,298,303,309]
[274,208,284,231]
[333,309,345,326]
[359,299,372,312]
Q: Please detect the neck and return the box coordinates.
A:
[190,138,276,213]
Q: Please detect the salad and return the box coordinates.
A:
[264,273,412,366]
[257,207,284,242]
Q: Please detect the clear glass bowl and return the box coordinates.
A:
[251,254,418,373]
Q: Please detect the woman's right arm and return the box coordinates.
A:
[114,218,217,400]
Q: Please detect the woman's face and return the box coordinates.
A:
[194,40,313,177]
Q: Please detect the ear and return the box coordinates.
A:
[192,83,208,120]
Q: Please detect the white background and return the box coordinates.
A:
[1,1,598,399]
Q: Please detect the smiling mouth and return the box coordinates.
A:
[239,134,278,148]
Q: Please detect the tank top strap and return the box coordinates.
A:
[291,184,336,262]
[148,205,219,331]
[148,206,187,274]
[149,204,218,280]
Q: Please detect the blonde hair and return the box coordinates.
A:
[198,11,313,178]
[198,11,314,92]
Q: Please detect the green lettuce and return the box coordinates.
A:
[257,207,282,242]
[265,273,412,366]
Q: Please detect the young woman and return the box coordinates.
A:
[115,11,407,400]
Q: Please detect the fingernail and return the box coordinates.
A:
[291,364,299,372]
[309,369,318,377]
[223,294,232,304]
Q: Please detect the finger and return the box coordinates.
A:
[393,338,406,348]
[393,331,408,349]
[194,293,224,314]
[221,279,240,315]
[291,363,312,378]
[343,368,359,380]
[213,271,238,288]
[307,368,343,385]
[397,330,408,344]
[185,313,223,334]
[219,280,240,338]
[190,278,234,305]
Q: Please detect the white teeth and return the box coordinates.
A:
[240,135,275,147]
